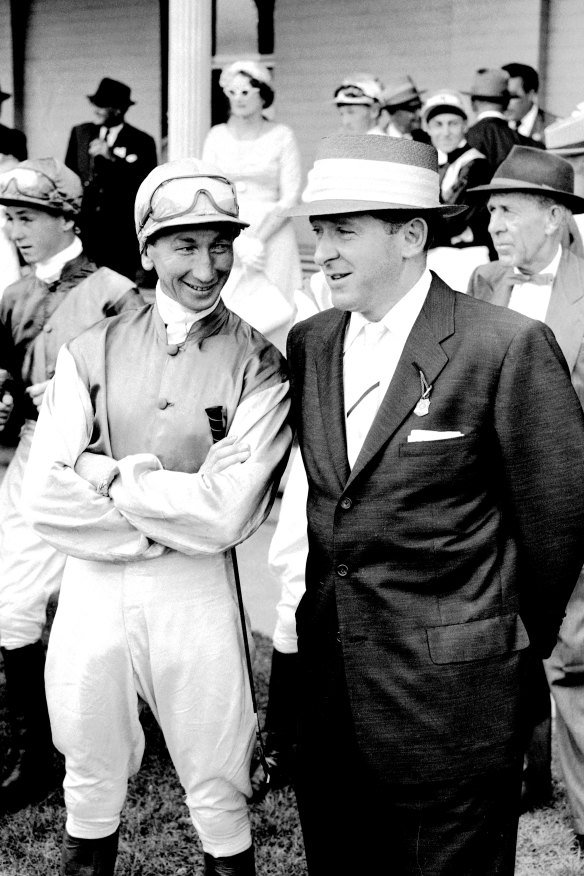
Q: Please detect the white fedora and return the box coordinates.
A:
[287,134,466,217]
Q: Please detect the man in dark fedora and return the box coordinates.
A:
[285,133,584,875]
[466,68,524,175]
[65,77,157,281]
[468,144,584,826]
[0,84,27,164]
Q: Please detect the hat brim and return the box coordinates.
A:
[467,181,584,213]
[88,94,135,108]
[0,195,78,216]
[142,213,249,243]
[285,199,467,218]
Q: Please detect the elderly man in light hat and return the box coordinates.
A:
[333,73,384,134]
[466,68,524,174]
[22,158,292,875]
[285,133,584,875]
[0,157,143,814]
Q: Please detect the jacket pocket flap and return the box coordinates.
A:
[426,614,530,664]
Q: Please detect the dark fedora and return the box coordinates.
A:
[88,77,135,109]
[468,145,584,213]
[0,84,11,104]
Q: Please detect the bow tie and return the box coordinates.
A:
[510,270,554,286]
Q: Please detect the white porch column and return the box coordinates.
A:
[167,0,212,160]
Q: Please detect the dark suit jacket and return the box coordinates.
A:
[287,274,584,784]
[468,249,584,407]
[466,116,522,175]
[65,122,157,278]
[0,123,27,161]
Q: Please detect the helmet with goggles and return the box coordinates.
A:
[0,157,83,216]
[135,158,249,252]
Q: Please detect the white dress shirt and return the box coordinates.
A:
[343,268,432,467]
[508,246,561,322]
[99,123,123,148]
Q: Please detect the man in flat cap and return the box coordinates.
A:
[333,74,384,135]
[285,133,584,875]
[0,157,143,814]
[22,158,291,875]
[65,77,157,282]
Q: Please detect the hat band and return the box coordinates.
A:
[302,158,440,209]
[490,176,571,194]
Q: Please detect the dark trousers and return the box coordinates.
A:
[295,640,523,876]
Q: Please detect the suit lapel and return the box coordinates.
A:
[546,250,584,373]
[346,276,453,489]
[315,310,351,489]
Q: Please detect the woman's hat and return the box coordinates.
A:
[88,77,135,109]
[467,145,584,213]
[334,75,383,107]
[286,134,466,217]
[219,60,273,91]
[422,90,468,123]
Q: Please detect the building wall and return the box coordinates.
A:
[23,0,161,163]
[546,0,584,117]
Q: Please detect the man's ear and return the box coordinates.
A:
[141,244,154,272]
[62,216,76,234]
[402,217,428,257]
[545,203,567,236]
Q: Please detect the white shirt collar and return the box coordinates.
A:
[100,123,124,146]
[475,110,506,121]
[517,102,539,137]
[345,268,432,352]
[35,236,83,283]
[513,244,562,282]
[155,282,221,344]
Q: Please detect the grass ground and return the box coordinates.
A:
[0,615,582,874]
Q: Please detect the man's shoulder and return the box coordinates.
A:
[69,122,97,138]
[69,301,150,348]
[290,307,341,340]
[122,122,156,146]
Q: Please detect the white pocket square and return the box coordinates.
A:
[407,430,464,443]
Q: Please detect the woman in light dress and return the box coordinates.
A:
[203,61,302,351]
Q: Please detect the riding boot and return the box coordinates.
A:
[61,829,119,876]
[250,649,299,802]
[204,846,255,876]
[0,641,62,811]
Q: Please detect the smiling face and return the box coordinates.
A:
[337,104,378,133]
[225,73,264,119]
[310,212,421,321]
[487,192,561,272]
[5,205,75,264]
[427,112,466,154]
[142,225,236,312]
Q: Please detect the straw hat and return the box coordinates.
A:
[287,134,466,217]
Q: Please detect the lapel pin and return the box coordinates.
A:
[413,363,432,417]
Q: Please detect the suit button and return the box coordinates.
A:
[340,497,352,510]
[158,398,169,410]
[166,344,179,356]
[337,564,348,577]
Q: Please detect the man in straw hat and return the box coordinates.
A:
[379,75,430,142]
[285,133,584,875]
[467,145,584,816]
[0,157,143,815]
[21,157,291,875]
